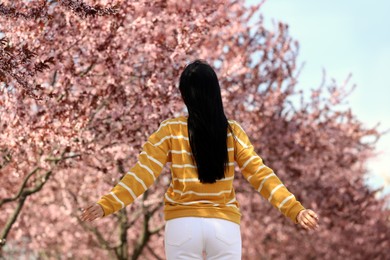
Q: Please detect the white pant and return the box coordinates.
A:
[164,217,242,260]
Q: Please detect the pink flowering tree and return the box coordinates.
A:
[1,0,389,259]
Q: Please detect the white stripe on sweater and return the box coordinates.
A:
[164,193,238,209]
[247,164,267,182]
[169,148,234,156]
[268,183,284,202]
[137,162,156,181]
[228,120,250,149]
[172,164,197,168]
[241,156,257,170]
[156,121,187,132]
[172,189,232,196]
[140,151,163,167]
[172,176,234,183]
[110,192,125,208]
[257,173,276,193]
[171,150,192,155]
[278,194,294,210]
[226,198,237,204]
[172,162,234,169]
[126,172,148,190]
[235,136,249,149]
[228,120,245,133]
[152,135,189,146]
[118,182,137,200]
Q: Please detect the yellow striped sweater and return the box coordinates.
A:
[97,116,306,225]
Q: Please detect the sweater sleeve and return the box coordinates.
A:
[231,120,305,224]
[97,120,171,217]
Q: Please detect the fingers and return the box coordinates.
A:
[298,209,319,231]
[303,215,317,229]
[80,204,102,222]
[83,211,97,222]
[80,209,92,222]
[300,220,311,230]
[307,209,319,220]
[91,206,103,219]
[84,204,95,212]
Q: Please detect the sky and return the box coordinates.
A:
[246,0,390,197]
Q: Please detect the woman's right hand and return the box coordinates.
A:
[80,203,104,222]
[297,209,319,230]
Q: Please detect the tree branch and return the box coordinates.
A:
[0,196,26,248]
[146,243,163,260]
[75,215,116,251]
[113,208,129,260]
[130,191,165,260]
[0,151,80,249]
[0,166,40,207]
[150,223,165,235]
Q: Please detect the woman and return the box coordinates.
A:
[81,59,319,259]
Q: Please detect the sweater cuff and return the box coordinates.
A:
[97,198,114,217]
[288,202,306,224]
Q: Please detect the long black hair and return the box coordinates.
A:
[179,59,233,184]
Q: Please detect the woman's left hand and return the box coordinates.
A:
[297,209,319,230]
[80,203,104,222]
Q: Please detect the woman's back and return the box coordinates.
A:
[163,116,240,224]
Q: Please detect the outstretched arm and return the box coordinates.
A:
[81,119,171,221]
[231,120,319,229]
